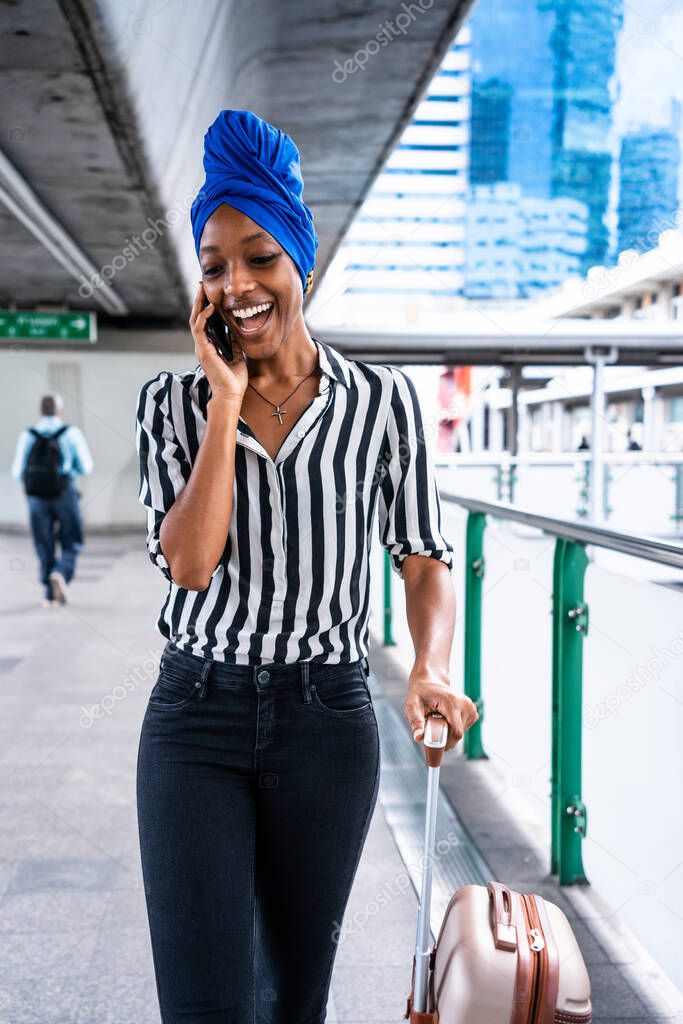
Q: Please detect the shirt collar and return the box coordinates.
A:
[313,337,351,388]
[190,336,352,400]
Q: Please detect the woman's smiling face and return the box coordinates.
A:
[198,204,304,357]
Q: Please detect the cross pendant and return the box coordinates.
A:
[271,406,285,425]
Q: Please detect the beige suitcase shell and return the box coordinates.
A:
[404,715,592,1024]
[406,881,592,1023]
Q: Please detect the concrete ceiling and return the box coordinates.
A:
[0,0,473,341]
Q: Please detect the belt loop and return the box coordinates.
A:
[300,660,312,704]
[362,655,369,677]
[196,656,212,701]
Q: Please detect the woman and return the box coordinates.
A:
[135,109,477,1023]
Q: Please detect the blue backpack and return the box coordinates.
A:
[23,426,69,498]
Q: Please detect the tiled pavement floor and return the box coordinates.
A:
[0,529,681,1022]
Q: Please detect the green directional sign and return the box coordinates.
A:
[0,311,96,342]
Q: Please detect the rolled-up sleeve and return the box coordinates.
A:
[135,373,191,583]
[11,430,30,481]
[68,426,94,476]
[377,367,454,579]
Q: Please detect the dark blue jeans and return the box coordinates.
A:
[27,482,83,599]
[136,641,381,1024]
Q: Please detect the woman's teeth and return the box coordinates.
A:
[232,302,273,320]
[229,301,275,336]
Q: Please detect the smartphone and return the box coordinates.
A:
[205,308,234,362]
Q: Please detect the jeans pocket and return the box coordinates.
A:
[148,667,201,711]
[310,665,372,716]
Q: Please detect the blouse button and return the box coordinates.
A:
[296,429,305,438]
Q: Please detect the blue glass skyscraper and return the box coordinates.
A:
[618,125,681,254]
[467,0,622,275]
[542,0,624,269]
[467,0,556,197]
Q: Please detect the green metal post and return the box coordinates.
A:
[551,537,589,884]
[508,462,517,505]
[463,512,488,759]
[576,462,590,519]
[671,464,683,529]
[603,465,612,520]
[383,548,396,646]
[493,463,503,501]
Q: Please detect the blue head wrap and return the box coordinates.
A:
[190,109,319,296]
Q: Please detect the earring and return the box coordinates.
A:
[304,268,315,296]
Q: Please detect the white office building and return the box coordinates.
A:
[308,30,471,328]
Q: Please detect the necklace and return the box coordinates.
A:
[247,365,318,425]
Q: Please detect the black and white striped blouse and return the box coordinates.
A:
[135,336,454,664]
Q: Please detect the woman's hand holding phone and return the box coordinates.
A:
[190,281,248,404]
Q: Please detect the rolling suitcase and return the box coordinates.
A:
[404,712,593,1024]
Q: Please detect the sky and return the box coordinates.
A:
[605,0,683,251]
[614,0,683,135]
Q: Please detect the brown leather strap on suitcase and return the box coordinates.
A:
[531,894,560,1023]
[510,889,535,1024]
[487,882,534,1024]
[488,881,565,1024]
[488,880,519,952]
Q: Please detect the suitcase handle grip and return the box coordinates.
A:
[423,712,448,767]
[487,881,519,951]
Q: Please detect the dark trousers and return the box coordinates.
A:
[27,482,84,599]
[136,641,381,1024]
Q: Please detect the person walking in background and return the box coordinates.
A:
[627,428,642,451]
[11,392,93,607]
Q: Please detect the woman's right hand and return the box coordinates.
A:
[190,281,249,404]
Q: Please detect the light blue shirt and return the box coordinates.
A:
[12,416,94,484]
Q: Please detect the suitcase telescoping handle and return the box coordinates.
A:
[412,712,448,1016]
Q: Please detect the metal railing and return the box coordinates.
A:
[433,451,683,525]
[382,495,683,885]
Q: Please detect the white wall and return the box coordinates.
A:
[2,349,195,530]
